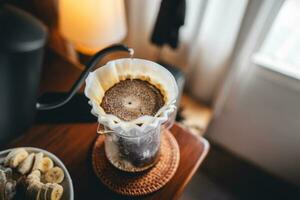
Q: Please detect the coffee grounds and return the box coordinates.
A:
[101,79,165,121]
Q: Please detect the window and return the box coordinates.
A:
[252,0,300,79]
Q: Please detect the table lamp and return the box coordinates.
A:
[58,0,127,55]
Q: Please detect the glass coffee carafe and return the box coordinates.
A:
[100,103,177,172]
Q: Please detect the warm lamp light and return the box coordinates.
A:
[59,0,127,55]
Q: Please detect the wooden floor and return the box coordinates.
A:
[179,94,212,136]
[176,122,300,200]
[180,141,300,200]
[177,96,300,200]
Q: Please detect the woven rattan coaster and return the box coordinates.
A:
[92,130,180,196]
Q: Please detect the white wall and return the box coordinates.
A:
[207,64,300,186]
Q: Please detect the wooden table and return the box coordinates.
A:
[7,50,209,200]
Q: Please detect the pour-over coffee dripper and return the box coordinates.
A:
[85,58,178,172]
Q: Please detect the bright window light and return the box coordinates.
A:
[252,0,300,79]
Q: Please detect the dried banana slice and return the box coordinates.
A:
[44,183,63,200]
[18,153,35,175]
[32,153,44,172]
[39,157,54,174]
[4,149,22,166]
[4,148,27,167]
[27,170,42,185]
[44,167,64,184]
[9,149,29,168]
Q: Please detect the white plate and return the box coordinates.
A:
[0,147,74,200]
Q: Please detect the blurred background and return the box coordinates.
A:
[1,0,300,199]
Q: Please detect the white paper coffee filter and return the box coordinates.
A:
[84,58,178,133]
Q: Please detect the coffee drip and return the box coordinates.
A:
[85,58,178,172]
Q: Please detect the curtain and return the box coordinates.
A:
[124,0,249,104]
[213,0,285,117]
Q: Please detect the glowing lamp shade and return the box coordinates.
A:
[59,0,127,55]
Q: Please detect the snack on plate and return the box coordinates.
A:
[0,148,65,200]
